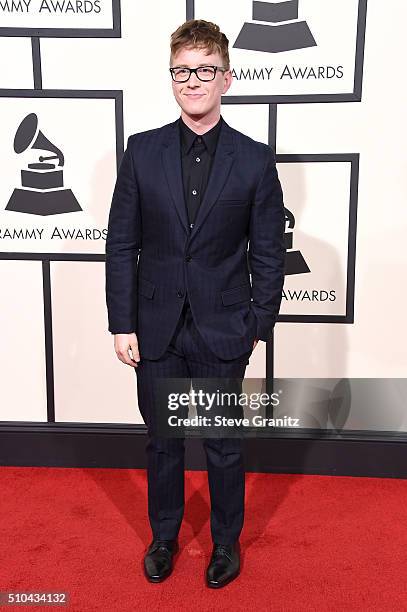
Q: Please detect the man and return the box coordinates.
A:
[105,19,285,588]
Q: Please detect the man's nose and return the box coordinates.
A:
[187,71,201,86]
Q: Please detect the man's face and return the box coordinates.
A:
[170,46,232,120]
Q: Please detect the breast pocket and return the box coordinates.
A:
[217,199,249,206]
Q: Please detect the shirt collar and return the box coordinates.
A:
[179,115,223,156]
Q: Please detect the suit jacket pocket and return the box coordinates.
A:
[217,199,248,206]
[221,283,251,306]
[138,276,155,299]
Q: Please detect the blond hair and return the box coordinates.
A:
[170,19,230,70]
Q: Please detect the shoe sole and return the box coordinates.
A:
[206,569,240,589]
[144,567,173,583]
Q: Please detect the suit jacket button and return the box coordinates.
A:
[185,255,192,262]
[177,290,184,298]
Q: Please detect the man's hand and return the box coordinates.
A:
[114,332,140,367]
[253,338,259,350]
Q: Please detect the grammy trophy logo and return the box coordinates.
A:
[233,0,316,54]
[284,207,310,275]
[6,112,81,216]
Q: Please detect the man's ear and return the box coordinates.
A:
[222,71,233,95]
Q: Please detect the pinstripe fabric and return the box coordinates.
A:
[105,116,286,360]
[135,297,252,544]
[106,114,285,545]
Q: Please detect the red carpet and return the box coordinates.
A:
[1,467,407,611]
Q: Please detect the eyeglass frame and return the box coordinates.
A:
[169,65,229,83]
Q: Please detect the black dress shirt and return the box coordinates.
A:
[179,115,223,229]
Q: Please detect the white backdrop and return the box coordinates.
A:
[0,0,406,430]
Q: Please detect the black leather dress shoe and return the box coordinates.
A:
[206,542,240,588]
[143,539,179,583]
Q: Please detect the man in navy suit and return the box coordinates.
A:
[105,19,285,588]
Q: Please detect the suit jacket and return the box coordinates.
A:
[105,115,286,360]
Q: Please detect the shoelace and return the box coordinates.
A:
[154,540,173,553]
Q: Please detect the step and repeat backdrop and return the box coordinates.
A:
[0,1,406,432]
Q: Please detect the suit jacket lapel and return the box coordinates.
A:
[161,117,236,237]
[191,118,235,239]
[161,119,189,233]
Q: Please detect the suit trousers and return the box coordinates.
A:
[135,296,252,545]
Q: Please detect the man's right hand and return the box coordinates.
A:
[114,332,140,367]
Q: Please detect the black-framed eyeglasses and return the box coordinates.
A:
[169,65,228,83]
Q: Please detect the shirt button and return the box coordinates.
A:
[177,290,184,298]
[189,223,194,229]
[195,157,200,162]
[192,189,197,195]
[197,137,202,143]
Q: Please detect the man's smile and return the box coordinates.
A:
[184,93,205,99]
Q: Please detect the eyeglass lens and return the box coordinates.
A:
[172,66,216,82]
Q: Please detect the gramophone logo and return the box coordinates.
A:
[284,207,310,275]
[233,0,316,53]
[5,113,81,216]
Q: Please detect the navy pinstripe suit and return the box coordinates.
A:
[105,115,285,544]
